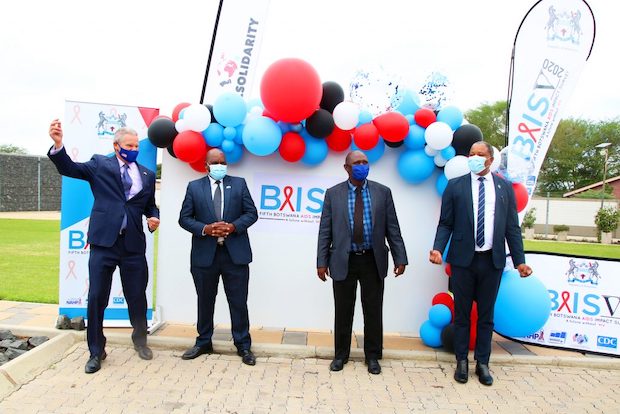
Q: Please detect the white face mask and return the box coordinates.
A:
[468,155,487,174]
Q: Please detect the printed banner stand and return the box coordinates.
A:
[58,100,159,328]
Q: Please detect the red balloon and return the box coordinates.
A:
[373,112,409,142]
[189,155,207,173]
[260,58,322,123]
[326,127,352,152]
[445,263,452,277]
[432,292,454,321]
[512,182,529,212]
[469,302,478,350]
[353,123,380,150]
[279,132,306,162]
[172,102,191,122]
[414,108,436,128]
[173,131,206,163]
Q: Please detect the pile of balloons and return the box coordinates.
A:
[146,57,531,208]
[419,291,478,351]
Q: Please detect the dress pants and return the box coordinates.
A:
[190,245,251,352]
[87,236,149,358]
[451,251,503,364]
[333,252,384,361]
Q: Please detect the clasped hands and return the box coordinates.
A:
[203,221,235,238]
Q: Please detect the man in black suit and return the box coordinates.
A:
[48,120,160,374]
[317,150,408,375]
[179,148,258,365]
[429,141,533,386]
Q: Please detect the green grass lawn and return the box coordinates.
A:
[524,239,619,259]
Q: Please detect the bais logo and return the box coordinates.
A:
[65,298,82,305]
[112,297,125,305]
[525,330,545,343]
[572,333,588,346]
[597,336,617,349]
[548,331,567,344]
[566,259,601,285]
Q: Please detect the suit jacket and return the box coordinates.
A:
[48,146,159,254]
[179,175,258,268]
[317,180,408,281]
[433,173,525,269]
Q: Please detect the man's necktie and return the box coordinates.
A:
[213,180,222,221]
[353,186,364,245]
[476,176,485,248]
[120,164,133,233]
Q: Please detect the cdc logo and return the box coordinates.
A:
[597,336,617,349]
[260,185,324,213]
[113,297,125,305]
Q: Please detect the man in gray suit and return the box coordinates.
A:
[317,150,408,375]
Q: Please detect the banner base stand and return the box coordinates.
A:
[148,306,164,335]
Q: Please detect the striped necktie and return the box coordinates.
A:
[476,177,485,248]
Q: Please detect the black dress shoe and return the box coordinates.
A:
[366,359,381,375]
[181,345,213,360]
[475,362,493,386]
[238,349,256,366]
[329,358,348,372]
[454,360,468,383]
[134,345,153,360]
[101,350,107,360]
[85,356,101,374]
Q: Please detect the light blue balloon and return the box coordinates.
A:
[440,146,456,160]
[404,124,426,150]
[396,90,421,115]
[242,116,282,156]
[436,173,449,196]
[420,320,442,348]
[227,142,244,164]
[397,150,436,184]
[290,123,303,132]
[437,106,464,130]
[358,110,373,125]
[429,304,452,329]
[234,125,244,144]
[300,132,329,166]
[223,126,236,141]
[202,123,224,147]
[494,270,551,338]
[405,114,415,125]
[442,237,451,262]
[213,92,247,127]
[351,137,385,164]
[221,138,235,153]
[246,97,263,111]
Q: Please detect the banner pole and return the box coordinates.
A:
[200,0,225,104]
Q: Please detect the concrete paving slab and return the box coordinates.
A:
[282,331,306,345]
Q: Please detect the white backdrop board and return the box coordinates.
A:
[156,149,448,333]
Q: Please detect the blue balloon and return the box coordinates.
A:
[397,150,435,184]
[396,89,421,115]
[246,97,263,111]
[436,173,449,196]
[290,123,303,132]
[358,110,373,125]
[429,304,452,329]
[223,126,236,140]
[437,106,464,130]
[420,320,442,348]
[213,92,247,127]
[242,116,282,156]
[300,132,329,166]
[221,138,235,153]
[440,146,456,160]
[234,125,244,145]
[405,114,415,125]
[403,124,426,150]
[351,137,385,164]
[278,121,291,134]
[226,143,244,164]
[202,123,224,147]
[442,237,451,262]
[494,270,551,338]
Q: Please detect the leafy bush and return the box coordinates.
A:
[521,208,536,229]
[595,207,620,233]
[553,224,570,233]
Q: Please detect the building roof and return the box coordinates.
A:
[563,175,620,197]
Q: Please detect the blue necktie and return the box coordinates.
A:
[120,164,133,232]
[476,177,485,248]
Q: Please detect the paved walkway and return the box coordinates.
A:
[1,300,620,413]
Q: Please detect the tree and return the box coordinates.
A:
[0,144,28,154]
[464,101,507,150]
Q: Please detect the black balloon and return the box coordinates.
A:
[385,140,404,148]
[320,81,345,113]
[452,124,484,156]
[305,109,335,138]
[441,324,455,353]
[204,104,220,125]
[166,142,177,158]
[148,117,178,148]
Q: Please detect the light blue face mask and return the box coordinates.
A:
[208,164,227,181]
[468,155,487,174]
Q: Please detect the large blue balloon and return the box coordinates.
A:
[358,110,373,125]
[429,304,452,329]
[202,123,224,147]
[226,142,244,164]
[437,106,464,130]
[403,124,426,150]
[420,320,442,348]
[396,89,421,115]
[397,150,435,184]
[494,269,551,338]
[213,92,247,127]
[242,116,282,156]
[352,137,385,164]
[300,132,329,166]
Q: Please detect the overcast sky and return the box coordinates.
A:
[1,0,617,156]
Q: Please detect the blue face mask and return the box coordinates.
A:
[351,164,370,181]
[209,164,227,181]
[468,155,487,174]
[118,146,139,163]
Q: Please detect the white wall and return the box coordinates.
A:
[528,197,618,227]
[156,149,448,333]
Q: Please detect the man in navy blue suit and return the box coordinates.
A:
[429,141,532,386]
[48,119,160,374]
[179,148,258,365]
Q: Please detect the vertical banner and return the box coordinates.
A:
[511,253,620,357]
[505,0,595,206]
[201,0,271,102]
[58,100,159,327]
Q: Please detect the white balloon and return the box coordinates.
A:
[183,104,212,132]
[434,153,447,167]
[332,101,360,130]
[424,145,438,157]
[490,146,501,172]
[175,118,190,133]
[444,155,470,179]
[424,121,453,150]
